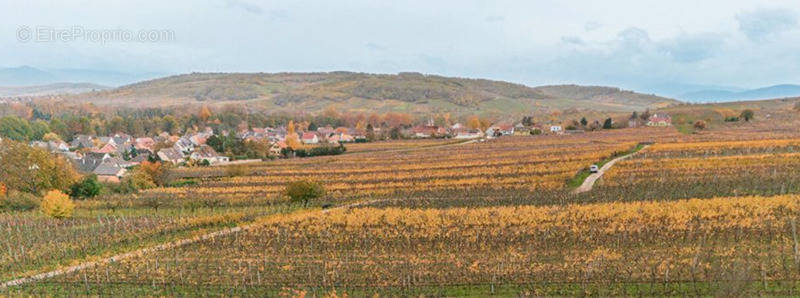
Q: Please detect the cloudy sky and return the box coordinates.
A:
[2,0,800,94]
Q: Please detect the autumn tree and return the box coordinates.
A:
[199,105,212,121]
[42,132,61,142]
[693,120,707,130]
[41,190,74,219]
[285,180,326,207]
[467,116,481,130]
[0,140,78,194]
[285,120,302,150]
[138,161,170,186]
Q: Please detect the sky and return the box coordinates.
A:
[2,0,800,94]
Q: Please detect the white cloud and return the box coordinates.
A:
[737,8,798,41]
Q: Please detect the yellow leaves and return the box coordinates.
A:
[40,189,74,219]
[262,195,800,241]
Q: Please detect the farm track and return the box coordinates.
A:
[572,145,650,194]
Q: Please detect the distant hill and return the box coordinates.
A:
[0,82,109,97]
[680,84,800,102]
[64,72,680,117]
[0,65,168,87]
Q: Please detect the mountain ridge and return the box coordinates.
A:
[62,72,681,117]
[680,84,800,102]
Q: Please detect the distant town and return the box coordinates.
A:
[2,109,673,184]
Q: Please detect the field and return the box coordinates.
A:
[5,124,800,296]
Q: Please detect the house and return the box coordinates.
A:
[411,125,445,138]
[93,162,127,183]
[647,113,672,126]
[174,137,195,152]
[301,132,319,144]
[317,125,335,137]
[549,125,563,134]
[189,134,208,146]
[134,137,155,151]
[111,133,132,146]
[190,145,229,165]
[328,133,354,143]
[486,124,514,137]
[157,148,185,164]
[129,153,151,165]
[92,143,117,154]
[70,135,94,149]
[75,152,112,173]
[270,141,288,156]
[97,136,114,146]
[455,129,483,139]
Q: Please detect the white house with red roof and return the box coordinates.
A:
[647,113,672,127]
[301,132,319,144]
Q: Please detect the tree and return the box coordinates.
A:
[284,180,325,207]
[42,132,61,142]
[285,134,302,150]
[30,120,50,141]
[693,120,707,130]
[521,116,534,127]
[580,117,588,127]
[287,120,296,135]
[139,161,169,186]
[0,116,33,141]
[467,116,481,130]
[602,118,613,129]
[366,124,376,141]
[206,135,224,152]
[389,127,401,140]
[0,140,78,194]
[199,105,212,121]
[640,109,651,121]
[69,175,102,199]
[161,115,180,134]
[41,190,74,219]
[740,109,754,122]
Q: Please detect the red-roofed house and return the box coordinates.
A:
[301,132,319,144]
[647,113,672,127]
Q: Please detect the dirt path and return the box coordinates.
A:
[572,145,650,194]
[0,199,380,290]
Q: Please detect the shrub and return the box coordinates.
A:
[69,175,102,199]
[740,109,754,122]
[1,191,41,212]
[41,190,74,219]
[693,120,707,130]
[285,180,326,207]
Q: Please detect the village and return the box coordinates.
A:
[20,112,672,183]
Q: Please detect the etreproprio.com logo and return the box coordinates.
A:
[17,25,174,43]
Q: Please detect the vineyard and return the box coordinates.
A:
[6,126,800,296]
